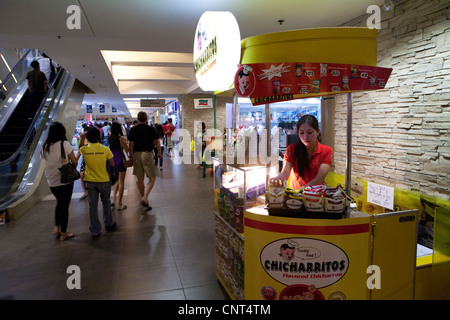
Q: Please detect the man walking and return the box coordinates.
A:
[26,60,47,119]
[128,111,161,209]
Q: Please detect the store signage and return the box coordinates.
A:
[166,102,177,114]
[141,99,165,108]
[260,237,349,289]
[235,62,393,105]
[193,11,241,91]
[194,98,213,109]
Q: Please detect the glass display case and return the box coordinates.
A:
[213,159,277,300]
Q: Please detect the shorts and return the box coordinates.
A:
[133,151,156,179]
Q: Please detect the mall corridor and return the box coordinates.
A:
[0,156,228,300]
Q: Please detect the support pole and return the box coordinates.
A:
[345,92,352,198]
[265,103,271,206]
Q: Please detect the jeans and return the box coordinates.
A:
[85,181,114,235]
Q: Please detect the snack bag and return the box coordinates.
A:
[311,79,321,93]
[323,184,353,213]
[285,187,303,210]
[350,65,359,78]
[302,185,326,212]
[267,178,286,208]
[341,76,349,90]
[320,64,327,77]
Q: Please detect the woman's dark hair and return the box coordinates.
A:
[110,122,123,137]
[156,124,165,139]
[42,122,67,159]
[108,122,123,150]
[85,126,101,143]
[199,121,206,132]
[294,115,320,177]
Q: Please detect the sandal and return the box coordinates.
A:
[118,204,127,211]
[60,232,75,241]
[141,200,152,210]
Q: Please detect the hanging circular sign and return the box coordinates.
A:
[193,11,241,91]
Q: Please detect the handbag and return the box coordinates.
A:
[123,158,133,168]
[59,141,80,183]
[121,146,133,168]
[106,161,118,185]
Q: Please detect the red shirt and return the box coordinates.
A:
[166,123,175,137]
[284,141,333,189]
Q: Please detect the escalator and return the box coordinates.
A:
[0,52,89,222]
[0,92,33,166]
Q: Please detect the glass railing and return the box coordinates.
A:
[0,49,33,104]
[0,68,71,204]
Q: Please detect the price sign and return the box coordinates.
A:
[367,182,394,210]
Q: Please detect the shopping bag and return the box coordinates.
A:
[190,139,195,152]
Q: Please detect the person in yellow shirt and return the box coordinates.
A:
[78,127,117,238]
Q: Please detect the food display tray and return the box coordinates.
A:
[266,206,345,219]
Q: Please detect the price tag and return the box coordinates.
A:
[367,182,394,210]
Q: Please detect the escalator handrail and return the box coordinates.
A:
[0,67,65,167]
[0,49,32,86]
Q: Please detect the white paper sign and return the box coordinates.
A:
[367,181,394,210]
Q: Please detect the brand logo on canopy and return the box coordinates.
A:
[235,62,393,105]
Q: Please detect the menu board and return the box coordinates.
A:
[234,62,392,106]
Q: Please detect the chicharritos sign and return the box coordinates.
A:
[235,62,393,105]
[193,11,241,91]
[260,237,349,289]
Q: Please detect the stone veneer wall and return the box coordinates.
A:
[181,94,233,136]
[333,0,449,199]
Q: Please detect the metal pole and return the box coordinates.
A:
[265,103,271,206]
[345,92,352,199]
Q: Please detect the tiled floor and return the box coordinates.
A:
[0,154,229,300]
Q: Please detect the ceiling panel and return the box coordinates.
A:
[0,0,385,118]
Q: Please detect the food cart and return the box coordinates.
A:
[213,27,420,300]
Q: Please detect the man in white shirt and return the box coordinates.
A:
[102,121,110,146]
[38,53,58,83]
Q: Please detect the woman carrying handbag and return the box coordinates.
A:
[41,122,77,241]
